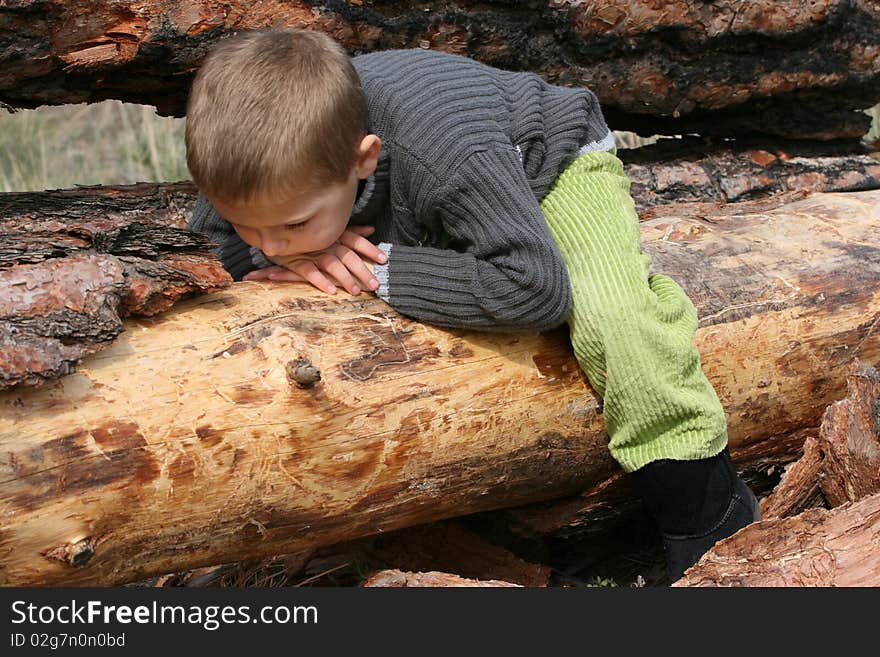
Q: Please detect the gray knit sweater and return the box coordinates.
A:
[187,48,612,332]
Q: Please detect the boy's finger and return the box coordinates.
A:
[318,255,362,296]
[243,267,277,281]
[346,225,375,236]
[292,260,337,295]
[339,231,387,264]
[265,269,305,283]
[338,249,380,292]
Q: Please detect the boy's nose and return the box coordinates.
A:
[260,236,288,256]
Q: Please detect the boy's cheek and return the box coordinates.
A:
[231,225,256,245]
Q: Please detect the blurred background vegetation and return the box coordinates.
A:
[0,101,188,192]
[1,101,879,193]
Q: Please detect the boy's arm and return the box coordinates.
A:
[372,146,572,332]
[186,193,264,280]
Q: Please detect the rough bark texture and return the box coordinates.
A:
[621,139,880,213]
[0,183,231,388]
[759,434,826,519]
[362,569,521,587]
[758,360,879,519]
[817,362,880,505]
[1,1,879,140]
[0,190,878,586]
[673,492,880,586]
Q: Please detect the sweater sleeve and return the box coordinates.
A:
[372,146,572,332]
[186,193,265,281]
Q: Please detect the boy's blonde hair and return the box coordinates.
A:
[185,29,368,204]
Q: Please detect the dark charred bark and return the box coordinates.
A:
[1,1,878,140]
[621,138,880,212]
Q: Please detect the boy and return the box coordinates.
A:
[186,29,760,583]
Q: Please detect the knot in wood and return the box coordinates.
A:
[69,539,95,567]
[286,358,321,389]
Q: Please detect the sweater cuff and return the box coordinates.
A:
[373,242,393,302]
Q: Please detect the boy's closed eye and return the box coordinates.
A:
[285,220,309,230]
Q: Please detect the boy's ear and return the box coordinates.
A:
[355,134,382,179]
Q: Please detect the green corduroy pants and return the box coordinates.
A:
[539,149,728,473]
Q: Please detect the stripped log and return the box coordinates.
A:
[0,190,878,586]
[1,1,878,140]
[673,492,880,586]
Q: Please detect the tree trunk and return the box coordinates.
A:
[0,183,231,388]
[1,1,878,140]
[621,140,880,213]
[673,491,880,586]
[0,189,877,585]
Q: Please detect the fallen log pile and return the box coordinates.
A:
[1,189,878,586]
[346,362,880,587]
[2,1,880,588]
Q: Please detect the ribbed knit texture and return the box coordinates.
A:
[540,150,728,472]
[187,48,612,331]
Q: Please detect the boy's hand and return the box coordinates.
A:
[242,225,386,296]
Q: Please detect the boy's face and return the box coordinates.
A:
[209,135,381,258]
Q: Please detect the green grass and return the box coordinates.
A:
[0,100,188,192]
[1,100,878,193]
[867,105,880,141]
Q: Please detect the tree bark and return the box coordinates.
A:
[757,360,880,519]
[673,491,880,586]
[816,361,880,505]
[0,189,877,585]
[362,569,521,588]
[1,1,878,140]
[621,140,880,213]
[0,183,231,388]
[758,434,826,520]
